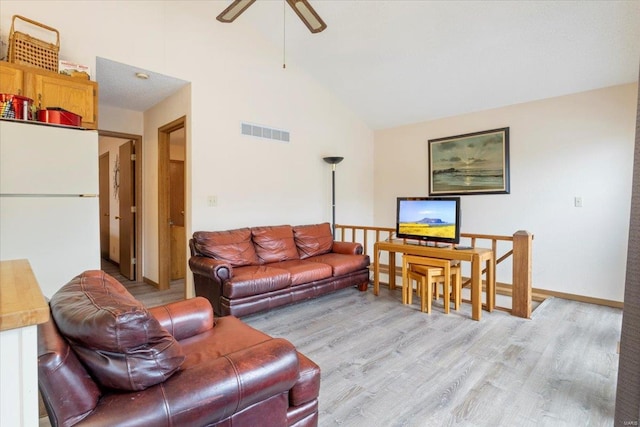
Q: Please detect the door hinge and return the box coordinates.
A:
[131,206,137,213]
[131,258,136,265]
[131,154,136,161]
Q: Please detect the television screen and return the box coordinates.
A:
[396,197,461,244]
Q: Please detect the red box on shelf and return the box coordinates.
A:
[37,108,82,127]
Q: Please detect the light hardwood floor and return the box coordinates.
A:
[242,287,620,427]
[42,266,621,427]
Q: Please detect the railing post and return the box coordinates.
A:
[512,230,533,318]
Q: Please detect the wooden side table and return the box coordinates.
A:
[373,241,495,321]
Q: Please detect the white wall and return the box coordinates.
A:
[0,1,375,293]
[6,2,628,302]
[99,105,144,136]
[375,83,638,302]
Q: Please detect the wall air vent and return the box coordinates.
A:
[241,122,290,143]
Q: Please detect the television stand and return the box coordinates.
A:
[426,242,451,248]
[397,240,452,248]
[372,241,495,321]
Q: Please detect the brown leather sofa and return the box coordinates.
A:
[38,270,320,427]
[189,222,370,317]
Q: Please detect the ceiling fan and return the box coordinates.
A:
[217,0,327,33]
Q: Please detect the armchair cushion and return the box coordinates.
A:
[293,222,333,259]
[252,225,299,263]
[50,271,185,391]
[193,228,259,267]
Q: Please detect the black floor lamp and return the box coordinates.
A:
[323,156,344,238]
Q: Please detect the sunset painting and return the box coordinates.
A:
[428,127,510,195]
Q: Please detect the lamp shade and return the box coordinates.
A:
[323,156,344,165]
[323,156,343,238]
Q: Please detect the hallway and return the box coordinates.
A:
[101,258,184,307]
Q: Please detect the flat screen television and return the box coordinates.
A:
[396,197,461,245]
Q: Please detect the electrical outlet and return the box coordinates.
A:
[207,195,218,207]
[574,196,583,207]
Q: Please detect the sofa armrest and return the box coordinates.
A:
[166,338,300,424]
[76,338,300,426]
[38,316,101,427]
[189,255,232,281]
[332,241,363,255]
[149,297,214,341]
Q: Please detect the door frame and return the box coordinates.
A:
[158,116,186,291]
[99,130,143,282]
[118,140,136,280]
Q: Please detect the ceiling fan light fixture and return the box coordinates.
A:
[217,0,257,23]
[286,0,327,33]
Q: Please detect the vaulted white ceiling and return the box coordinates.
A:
[98,1,640,131]
[246,0,640,130]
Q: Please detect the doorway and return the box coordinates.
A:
[169,157,186,279]
[158,116,186,290]
[98,131,143,282]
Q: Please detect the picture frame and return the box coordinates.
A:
[428,127,510,196]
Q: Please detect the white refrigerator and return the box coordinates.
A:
[0,120,100,298]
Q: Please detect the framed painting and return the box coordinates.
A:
[428,127,510,196]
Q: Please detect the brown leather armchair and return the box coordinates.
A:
[38,271,320,427]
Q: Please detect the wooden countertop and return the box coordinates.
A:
[0,259,49,331]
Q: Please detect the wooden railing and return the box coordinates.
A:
[335,224,534,318]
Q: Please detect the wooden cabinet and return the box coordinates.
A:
[28,73,98,129]
[0,64,23,95]
[0,62,98,129]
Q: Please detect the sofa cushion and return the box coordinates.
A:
[193,228,259,267]
[305,253,370,276]
[224,265,292,298]
[268,259,333,286]
[293,223,334,259]
[50,270,185,391]
[252,225,299,263]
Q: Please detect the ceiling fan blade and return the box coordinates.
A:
[286,0,327,33]
[217,0,257,23]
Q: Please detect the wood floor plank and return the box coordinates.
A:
[243,286,621,427]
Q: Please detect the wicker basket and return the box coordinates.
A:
[8,15,60,72]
